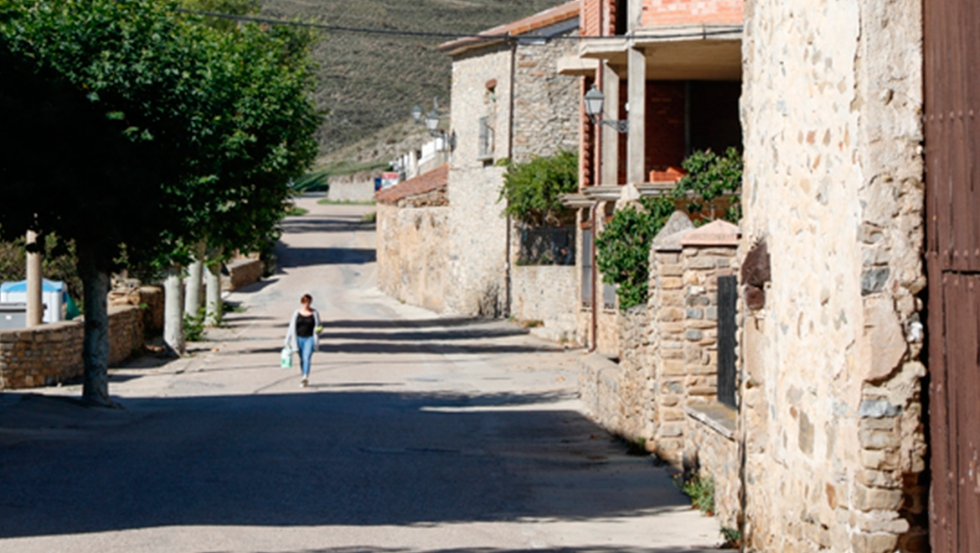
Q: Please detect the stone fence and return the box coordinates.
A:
[224,257,265,292]
[0,304,144,390]
[578,212,742,528]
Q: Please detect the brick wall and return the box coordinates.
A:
[645,81,687,172]
[0,305,144,390]
[640,0,743,28]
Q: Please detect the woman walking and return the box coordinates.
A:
[285,294,321,388]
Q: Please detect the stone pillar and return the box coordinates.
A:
[601,62,620,186]
[626,47,646,185]
[25,230,42,327]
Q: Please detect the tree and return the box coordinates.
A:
[0,0,320,404]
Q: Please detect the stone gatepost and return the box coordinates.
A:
[648,215,739,466]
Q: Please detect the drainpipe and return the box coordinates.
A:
[588,202,599,352]
[504,38,518,318]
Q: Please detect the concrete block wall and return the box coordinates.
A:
[739,0,927,550]
[0,305,144,390]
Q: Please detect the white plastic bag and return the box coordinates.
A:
[280,347,293,369]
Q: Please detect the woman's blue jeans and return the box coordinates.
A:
[296,336,315,377]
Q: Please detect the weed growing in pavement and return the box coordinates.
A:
[625,436,648,456]
[674,472,715,516]
[720,527,742,549]
[184,307,208,342]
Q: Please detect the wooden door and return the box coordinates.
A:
[924,0,980,550]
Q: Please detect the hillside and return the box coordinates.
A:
[260,0,571,157]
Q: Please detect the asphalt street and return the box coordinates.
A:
[0,197,723,553]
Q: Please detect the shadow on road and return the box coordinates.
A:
[0,390,689,539]
[277,247,376,268]
[321,318,481,330]
[278,218,368,235]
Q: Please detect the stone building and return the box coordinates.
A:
[437,2,581,337]
[735,0,947,550]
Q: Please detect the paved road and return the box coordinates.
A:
[0,198,722,553]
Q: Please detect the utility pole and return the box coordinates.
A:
[25,230,42,327]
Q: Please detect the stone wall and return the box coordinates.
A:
[511,34,579,164]
[580,214,740,493]
[225,258,264,292]
[739,1,927,551]
[510,265,578,343]
[0,305,144,390]
[377,203,450,313]
[110,285,164,334]
[685,404,739,529]
[327,180,376,203]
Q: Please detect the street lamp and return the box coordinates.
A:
[411,105,423,123]
[425,109,440,135]
[584,84,628,134]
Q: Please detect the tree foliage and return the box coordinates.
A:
[595,196,675,310]
[498,150,578,227]
[0,0,320,403]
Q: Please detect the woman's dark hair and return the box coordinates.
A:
[301,294,312,305]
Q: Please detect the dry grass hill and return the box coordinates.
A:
[260,0,570,163]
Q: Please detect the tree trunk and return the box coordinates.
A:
[77,251,111,406]
[184,242,205,316]
[26,230,43,327]
[163,267,185,356]
[205,250,223,327]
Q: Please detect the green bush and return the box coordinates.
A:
[673,147,743,223]
[595,196,675,310]
[498,150,578,227]
[596,148,743,311]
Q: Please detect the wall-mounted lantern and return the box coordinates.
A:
[584,85,628,134]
